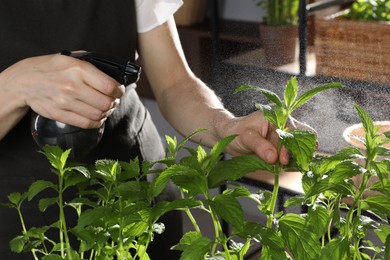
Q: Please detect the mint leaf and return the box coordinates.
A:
[256,104,279,127]
[42,145,71,172]
[305,177,354,198]
[279,214,321,260]
[148,165,182,199]
[284,76,298,109]
[7,192,26,206]
[27,180,56,201]
[291,82,342,111]
[235,85,283,107]
[39,197,58,212]
[150,199,202,224]
[206,135,236,169]
[278,129,316,171]
[208,155,273,188]
[209,194,244,232]
[317,237,349,260]
[172,232,211,260]
[306,205,330,239]
[9,235,28,253]
[361,195,390,220]
[329,161,364,183]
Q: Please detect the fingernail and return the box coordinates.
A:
[283,153,290,165]
[265,150,275,163]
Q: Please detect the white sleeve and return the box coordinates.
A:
[136,0,183,33]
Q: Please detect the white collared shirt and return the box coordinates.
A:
[136,0,183,33]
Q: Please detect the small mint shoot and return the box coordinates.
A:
[7,192,27,208]
[290,81,342,111]
[94,159,121,182]
[165,128,207,159]
[41,145,71,173]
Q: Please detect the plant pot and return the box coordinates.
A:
[174,0,208,26]
[315,11,390,84]
[343,121,390,199]
[343,121,390,150]
[259,24,298,66]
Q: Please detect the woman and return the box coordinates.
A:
[0,0,294,258]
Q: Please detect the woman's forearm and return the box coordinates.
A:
[0,67,30,140]
[156,75,235,147]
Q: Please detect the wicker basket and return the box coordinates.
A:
[315,12,390,84]
[174,0,207,26]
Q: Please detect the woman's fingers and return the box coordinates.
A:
[18,54,125,128]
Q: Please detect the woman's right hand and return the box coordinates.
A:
[0,53,125,139]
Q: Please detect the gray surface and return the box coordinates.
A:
[208,63,390,154]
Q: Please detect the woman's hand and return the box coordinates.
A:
[0,52,125,139]
[218,111,316,165]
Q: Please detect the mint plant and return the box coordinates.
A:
[151,76,343,259]
[3,76,390,259]
[296,104,390,259]
[163,77,389,259]
[345,0,390,22]
[232,77,390,259]
[235,76,341,229]
[1,145,198,259]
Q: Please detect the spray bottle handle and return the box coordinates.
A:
[61,50,141,86]
[31,51,142,158]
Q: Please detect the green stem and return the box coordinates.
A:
[209,208,231,260]
[326,199,335,244]
[89,250,94,260]
[115,182,126,259]
[58,171,72,259]
[266,139,284,228]
[267,163,281,228]
[205,190,221,257]
[327,220,332,244]
[221,241,231,260]
[209,207,220,256]
[17,208,27,235]
[17,207,41,259]
[180,189,202,233]
[139,231,152,260]
[354,238,362,260]
[344,169,370,260]
[346,172,369,234]
[185,208,201,233]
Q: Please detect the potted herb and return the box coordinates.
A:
[254,0,300,66]
[344,0,390,22]
[315,0,390,84]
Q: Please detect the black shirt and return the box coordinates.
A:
[0,1,170,258]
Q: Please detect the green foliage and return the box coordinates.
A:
[345,0,390,22]
[234,76,390,259]
[254,0,299,26]
[3,76,390,259]
[2,148,181,259]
